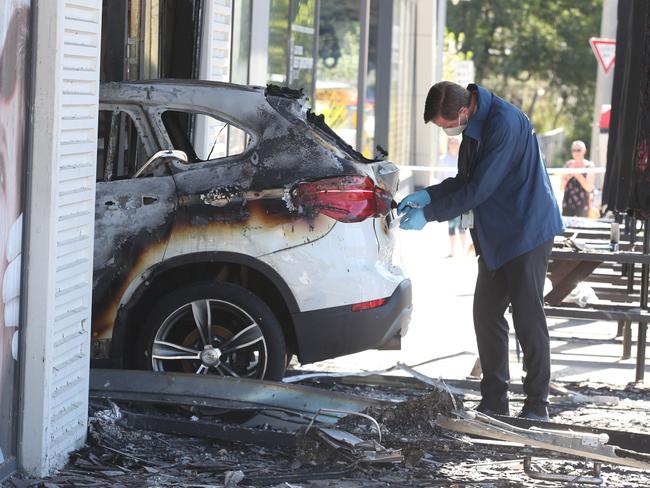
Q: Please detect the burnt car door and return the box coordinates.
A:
[93,105,178,341]
[147,105,323,257]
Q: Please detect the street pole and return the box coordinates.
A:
[412,0,441,190]
[436,0,446,83]
[590,0,617,176]
[356,0,370,154]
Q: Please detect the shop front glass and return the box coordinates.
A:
[231,0,252,85]
[230,0,252,154]
[363,1,378,157]
[315,0,359,150]
[268,0,289,85]
[0,0,29,473]
[388,0,416,166]
[288,0,316,99]
[315,0,378,157]
[268,0,316,100]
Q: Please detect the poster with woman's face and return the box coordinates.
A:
[0,0,29,465]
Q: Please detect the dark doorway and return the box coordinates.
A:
[160,0,204,79]
[100,2,128,81]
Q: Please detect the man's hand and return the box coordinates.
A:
[399,207,427,230]
[397,190,431,214]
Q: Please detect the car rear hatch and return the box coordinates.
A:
[265,85,399,223]
[300,111,399,223]
[306,108,399,195]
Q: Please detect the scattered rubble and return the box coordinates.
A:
[338,388,459,439]
[3,373,650,487]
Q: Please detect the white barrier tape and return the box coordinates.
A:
[545,167,606,174]
[397,165,606,175]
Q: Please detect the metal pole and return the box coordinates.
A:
[625,214,635,287]
[311,0,320,102]
[623,216,633,360]
[435,0,446,83]
[589,0,617,178]
[356,0,370,153]
[286,0,292,85]
[374,0,393,154]
[636,218,650,382]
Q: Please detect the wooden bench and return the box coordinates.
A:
[544,225,650,381]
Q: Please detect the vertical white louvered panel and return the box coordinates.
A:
[195,0,233,157]
[50,0,101,470]
[20,0,100,476]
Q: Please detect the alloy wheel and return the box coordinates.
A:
[150,298,268,378]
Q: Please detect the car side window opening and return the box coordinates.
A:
[96,109,151,181]
[160,110,251,163]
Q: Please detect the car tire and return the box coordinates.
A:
[136,281,287,380]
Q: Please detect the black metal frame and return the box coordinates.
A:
[545,217,650,381]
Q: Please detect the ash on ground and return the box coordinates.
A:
[339,387,460,439]
[3,379,650,488]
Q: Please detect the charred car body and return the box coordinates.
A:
[92,80,411,379]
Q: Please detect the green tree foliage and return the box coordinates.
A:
[447,0,602,165]
[443,32,473,80]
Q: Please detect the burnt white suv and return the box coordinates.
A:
[92,80,412,380]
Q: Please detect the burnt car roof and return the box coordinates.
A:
[99,80,306,107]
[101,78,264,93]
[99,80,283,132]
[99,80,383,163]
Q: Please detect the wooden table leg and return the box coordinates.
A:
[623,321,632,360]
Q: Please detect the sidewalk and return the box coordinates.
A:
[299,222,649,387]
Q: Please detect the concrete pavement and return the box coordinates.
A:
[298,221,650,387]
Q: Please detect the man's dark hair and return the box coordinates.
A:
[423,81,470,123]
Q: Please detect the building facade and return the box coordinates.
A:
[0,0,440,477]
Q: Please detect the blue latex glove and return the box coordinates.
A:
[399,207,427,230]
[397,189,431,214]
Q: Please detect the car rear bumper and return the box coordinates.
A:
[291,279,412,364]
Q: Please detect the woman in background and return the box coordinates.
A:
[560,140,595,217]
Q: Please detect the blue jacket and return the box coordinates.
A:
[423,84,563,270]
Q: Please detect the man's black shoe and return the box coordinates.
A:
[518,403,549,422]
[475,399,509,417]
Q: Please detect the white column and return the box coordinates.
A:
[413,0,438,188]
[590,0,617,169]
[19,0,101,475]
[249,0,270,86]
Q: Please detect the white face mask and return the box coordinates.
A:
[442,110,467,136]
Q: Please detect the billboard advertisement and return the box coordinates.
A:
[0,0,29,470]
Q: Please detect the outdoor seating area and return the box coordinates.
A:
[545,217,650,381]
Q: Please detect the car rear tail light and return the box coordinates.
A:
[293,175,392,223]
[351,298,387,312]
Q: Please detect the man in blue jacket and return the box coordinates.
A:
[398,81,563,421]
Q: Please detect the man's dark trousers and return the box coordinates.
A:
[473,239,554,409]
